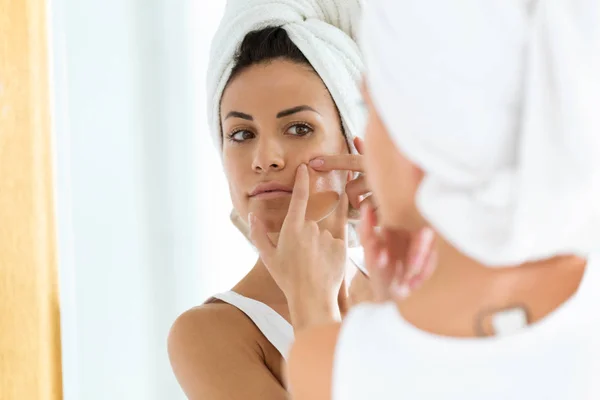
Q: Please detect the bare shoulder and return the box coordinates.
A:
[168,302,287,399]
[169,301,264,355]
[287,323,342,400]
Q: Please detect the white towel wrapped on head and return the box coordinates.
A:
[207,0,365,150]
[207,0,366,252]
[361,0,600,266]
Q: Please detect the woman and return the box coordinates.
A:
[167,1,427,398]
[286,1,600,399]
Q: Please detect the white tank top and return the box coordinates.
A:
[212,291,294,360]
[333,254,600,400]
[212,249,366,360]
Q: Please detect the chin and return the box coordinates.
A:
[255,211,286,232]
[247,202,288,232]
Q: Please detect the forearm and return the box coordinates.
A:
[287,294,341,333]
[287,265,364,330]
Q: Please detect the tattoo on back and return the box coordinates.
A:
[474,303,531,337]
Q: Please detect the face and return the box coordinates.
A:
[361,81,425,231]
[221,59,350,232]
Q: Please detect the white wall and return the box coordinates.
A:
[190,1,258,298]
[50,0,256,399]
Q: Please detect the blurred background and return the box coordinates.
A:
[50,0,254,398]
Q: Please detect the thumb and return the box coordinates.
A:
[248,213,276,264]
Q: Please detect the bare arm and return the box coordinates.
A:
[168,305,289,400]
[287,323,341,400]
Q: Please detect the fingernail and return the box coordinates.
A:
[376,250,388,269]
[391,280,411,300]
[248,213,254,229]
[309,158,324,167]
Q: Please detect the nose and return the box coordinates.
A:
[252,137,285,173]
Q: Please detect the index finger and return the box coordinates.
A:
[308,154,364,173]
[284,164,310,228]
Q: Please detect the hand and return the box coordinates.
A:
[309,137,435,300]
[360,203,436,302]
[309,137,375,210]
[249,164,349,331]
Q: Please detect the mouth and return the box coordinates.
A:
[249,182,293,199]
[250,190,293,200]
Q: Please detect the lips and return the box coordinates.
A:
[249,182,293,197]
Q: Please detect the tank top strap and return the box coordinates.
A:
[212,291,294,360]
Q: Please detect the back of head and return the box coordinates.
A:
[360,0,600,266]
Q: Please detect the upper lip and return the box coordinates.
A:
[249,182,293,197]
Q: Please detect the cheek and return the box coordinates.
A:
[312,170,346,194]
[289,134,347,194]
[223,156,249,212]
[306,170,345,222]
[364,112,417,228]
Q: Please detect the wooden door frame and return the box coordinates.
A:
[0,0,63,398]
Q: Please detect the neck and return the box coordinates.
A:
[398,236,587,337]
[248,254,357,301]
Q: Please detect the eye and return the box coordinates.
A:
[286,123,313,136]
[228,130,255,143]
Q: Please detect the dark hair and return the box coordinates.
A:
[229,27,314,80]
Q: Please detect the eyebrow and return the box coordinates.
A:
[224,111,253,121]
[276,105,320,118]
